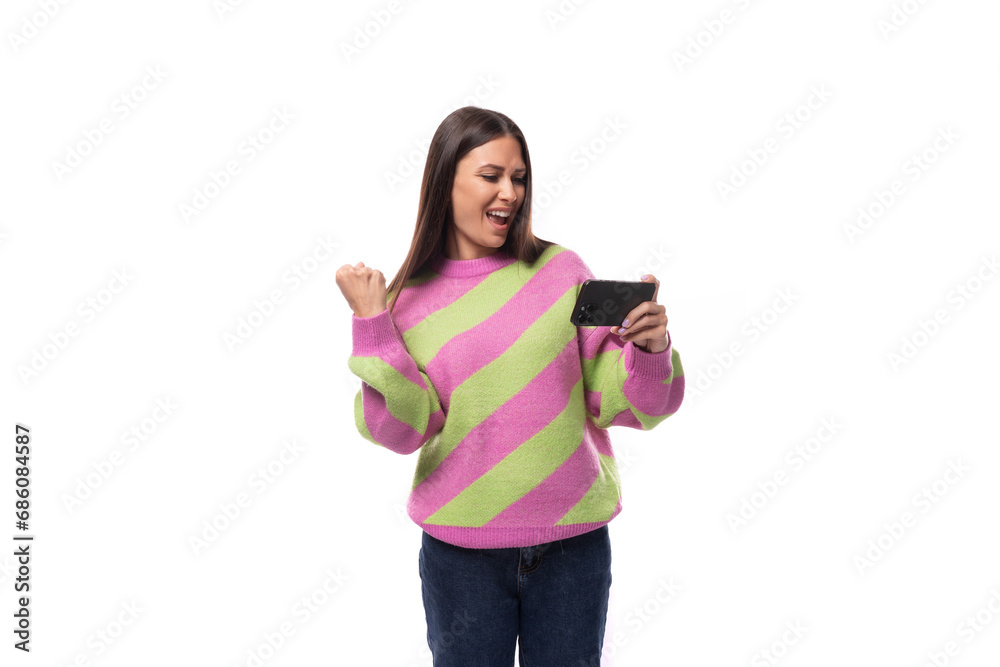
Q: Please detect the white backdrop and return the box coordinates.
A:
[3,0,999,665]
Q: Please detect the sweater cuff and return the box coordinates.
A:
[626,330,673,381]
[352,308,401,356]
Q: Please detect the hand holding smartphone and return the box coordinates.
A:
[570,280,656,327]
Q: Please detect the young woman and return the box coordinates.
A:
[336,106,684,666]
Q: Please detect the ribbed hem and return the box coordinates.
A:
[351,307,400,355]
[428,248,516,277]
[417,508,621,549]
[626,331,674,381]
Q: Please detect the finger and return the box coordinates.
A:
[618,306,667,338]
[621,321,667,343]
[618,302,661,333]
[617,310,658,337]
[610,301,644,334]
[616,311,648,335]
[641,273,660,303]
[620,320,663,341]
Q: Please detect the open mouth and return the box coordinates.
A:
[486,212,510,229]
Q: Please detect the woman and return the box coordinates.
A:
[335,106,684,666]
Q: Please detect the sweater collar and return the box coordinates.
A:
[428,248,515,277]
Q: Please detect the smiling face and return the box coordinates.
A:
[444,135,527,260]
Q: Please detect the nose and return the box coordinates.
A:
[498,178,517,202]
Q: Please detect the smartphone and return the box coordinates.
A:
[570,280,655,327]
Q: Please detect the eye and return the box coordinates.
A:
[482,175,528,184]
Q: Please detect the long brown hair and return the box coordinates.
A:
[385,106,555,314]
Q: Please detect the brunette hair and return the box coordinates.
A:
[385,106,555,314]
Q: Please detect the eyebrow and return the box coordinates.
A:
[479,163,527,173]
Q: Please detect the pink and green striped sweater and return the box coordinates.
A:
[348,243,684,548]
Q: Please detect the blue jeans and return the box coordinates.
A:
[418,525,612,666]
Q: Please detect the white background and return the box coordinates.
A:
[2,0,999,665]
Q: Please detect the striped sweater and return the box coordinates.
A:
[348,243,684,548]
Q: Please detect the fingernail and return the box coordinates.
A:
[640,275,648,280]
[622,318,629,327]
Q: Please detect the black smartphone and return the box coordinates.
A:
[570,280,655,327]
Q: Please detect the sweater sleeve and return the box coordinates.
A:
[348,308,445,455]
[577,323,685,430]
[568,250,685,430]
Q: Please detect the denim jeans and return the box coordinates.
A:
[418,525,612,666]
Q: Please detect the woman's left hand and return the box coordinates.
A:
[611,274,670,354]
